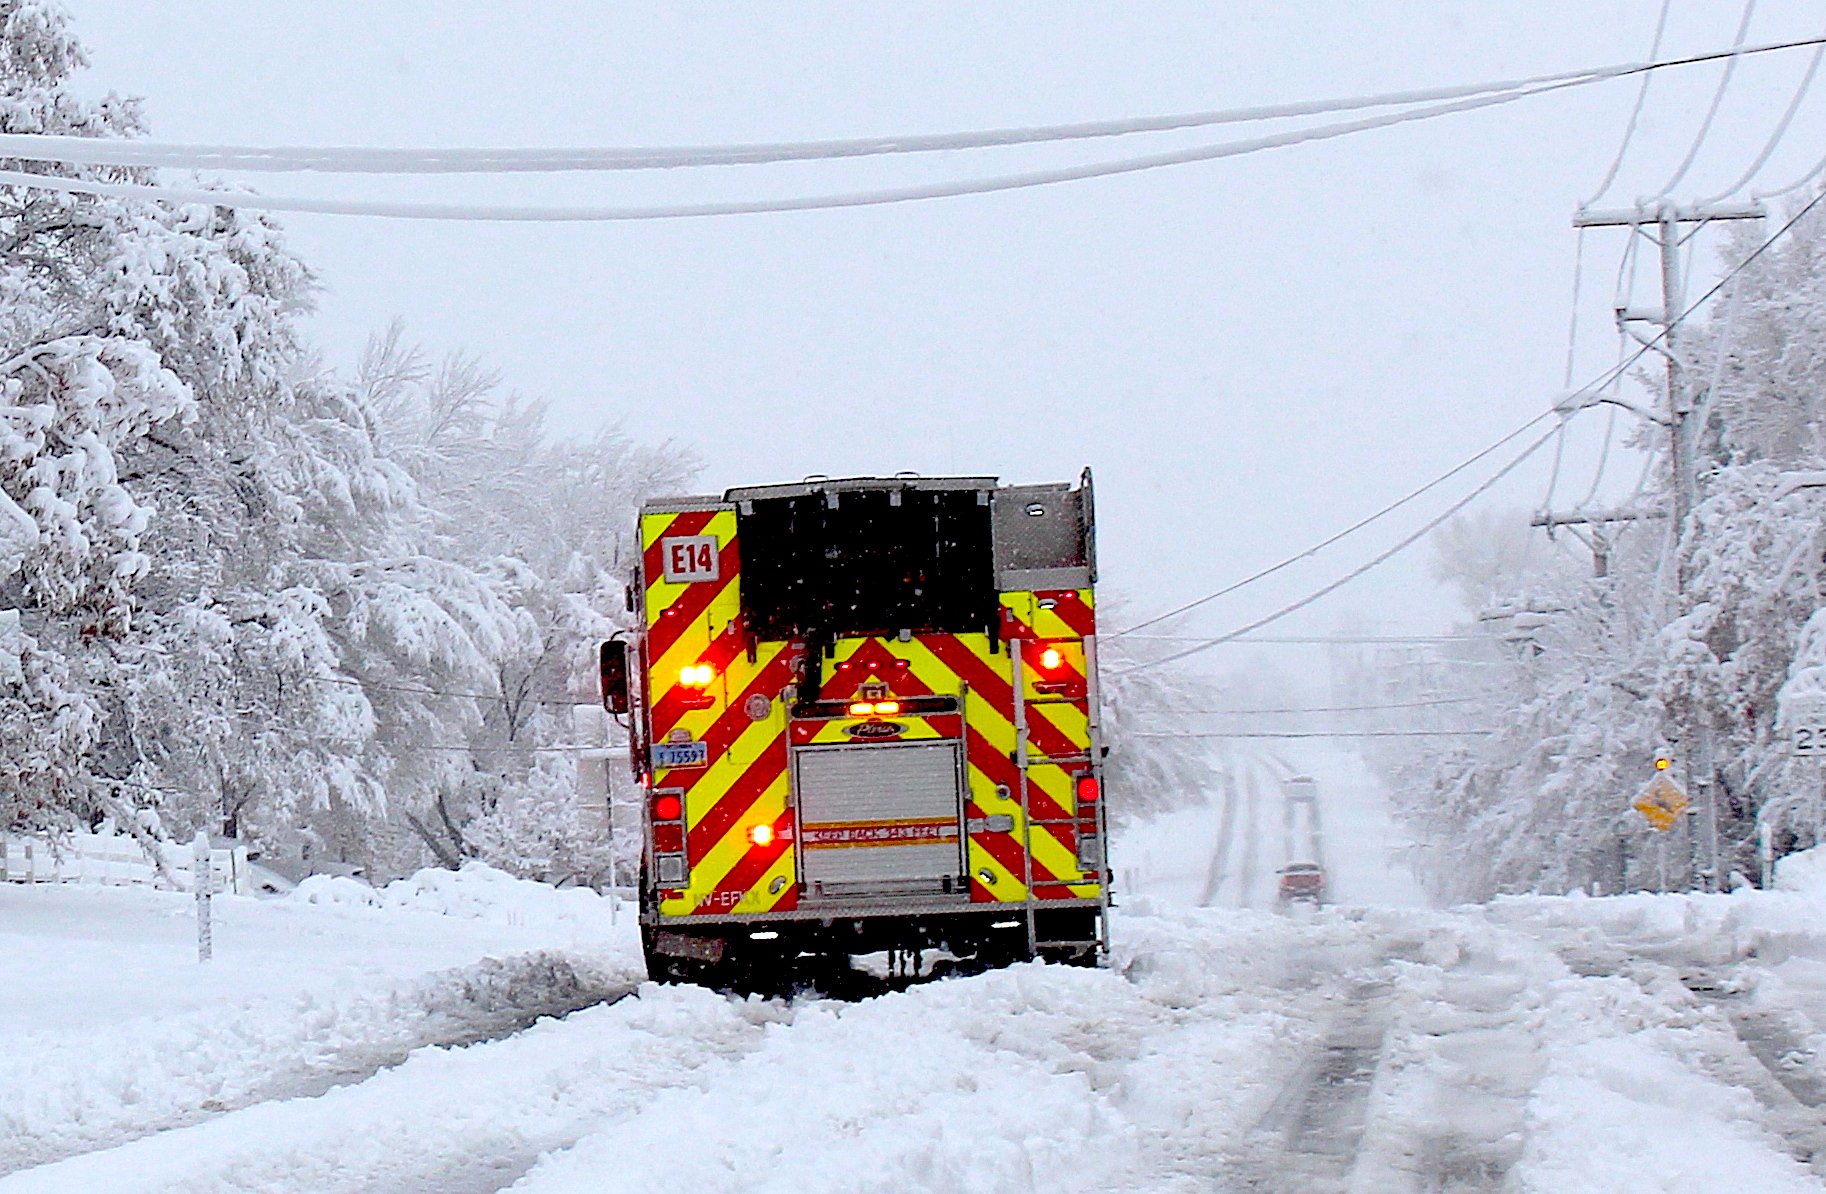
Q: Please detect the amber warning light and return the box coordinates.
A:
[1655,758,1671,770]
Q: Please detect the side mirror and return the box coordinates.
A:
[600,640,630,715]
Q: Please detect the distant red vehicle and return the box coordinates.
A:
[1277,862,1326,906]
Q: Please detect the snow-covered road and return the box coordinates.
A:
[13,790,1826,1191]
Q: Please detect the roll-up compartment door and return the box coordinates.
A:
[794,741,965,898]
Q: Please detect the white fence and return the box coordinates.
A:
[2,831,251,894]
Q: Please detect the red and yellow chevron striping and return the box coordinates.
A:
[639,505,1101,923]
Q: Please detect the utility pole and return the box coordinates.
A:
[1201,768,1238,907]
[1529,508,1667,578]
[1573,200,1765,892]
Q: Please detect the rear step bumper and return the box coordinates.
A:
[650,895,1103,926]
[645,904,1104,966]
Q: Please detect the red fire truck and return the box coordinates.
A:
[600,472,1108,987]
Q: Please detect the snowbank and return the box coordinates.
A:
[0,868,638,1175]
[1774,842,1826,895]
[290,860,611,926]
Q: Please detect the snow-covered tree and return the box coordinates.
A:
[0,5,693,885]
[1390,199,1826,900]
[343,324,695,881]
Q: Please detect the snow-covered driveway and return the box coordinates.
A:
[12,856,1826,1191]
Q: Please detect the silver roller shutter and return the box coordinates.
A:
[795,741,964,898]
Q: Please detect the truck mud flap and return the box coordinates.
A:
[653,930,725,962]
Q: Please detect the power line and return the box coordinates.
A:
[1700,18,1826,203]
[377,743,616,754]
[1572,184,1826,407]
[1563,226,1588,388]
[3,40,1815,177]
[301,674,589,707]
[1109,410,1555,638]
[1170,695,1485,715]
[1120,633,1485,644]
[0,81,1590,222]
[1133,730,1495,739]
[0,67,1641,175]
[1122,184,1826,679]
[1656,0,1759,198]
[2,39,1821,223]
[1583,0,1674,208]
[1125,188,1826,678]
[1113,422,1565,676]
[1757,144,1826,198]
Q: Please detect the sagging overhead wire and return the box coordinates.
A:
[1109,410,1556,639]
[1111,421,1567,677]
[1699,18,1826,203]
[1656,0,1760,199]
[0,39,1815,177]
[1583,0,1674,208]
[0,37,1820,222]
[1119,184,1826,678]
[0,79,1606,222]
[1133,730,1496,739]
[1171,695,1485,715]
[0,64,1649,175]
[1758,144,1826,198]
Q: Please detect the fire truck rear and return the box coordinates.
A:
[599,472,1108,986]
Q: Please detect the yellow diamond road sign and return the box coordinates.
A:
[1634,774,1690,832]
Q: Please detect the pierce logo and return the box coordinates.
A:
[844,721,906,740]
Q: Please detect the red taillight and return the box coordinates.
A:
[1075,775,1099,804]
[653,794,682,821]
[652,823,684,852]
[1040,647,1063,670]
[747,824,775,846]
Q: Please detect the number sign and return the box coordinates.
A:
[661,535,720,584]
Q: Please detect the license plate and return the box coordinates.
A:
[652,741,709,769]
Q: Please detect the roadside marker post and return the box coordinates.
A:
[192,832,213,963]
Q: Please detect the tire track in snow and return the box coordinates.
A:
[1681,968,1826,1173]
[1493,898,1826,1186]
[1236,972,1393,1193]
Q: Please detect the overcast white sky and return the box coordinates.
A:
[56,0,1826,680]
